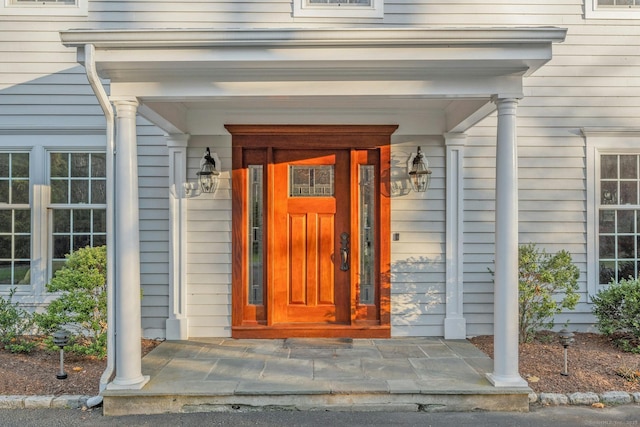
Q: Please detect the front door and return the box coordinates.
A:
[229,125,396,338]
[272,149,350,324]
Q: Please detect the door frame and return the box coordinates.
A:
[227,125,397,338]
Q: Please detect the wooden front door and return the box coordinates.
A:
[229,125,396,338]
[272,149,350,324]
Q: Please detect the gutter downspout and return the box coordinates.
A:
[83,43,115,408]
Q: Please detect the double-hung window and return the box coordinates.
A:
[49,152,106,272]
[0,153,30,286]
[585,130,640,297]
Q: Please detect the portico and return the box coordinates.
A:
[61,26,565,394]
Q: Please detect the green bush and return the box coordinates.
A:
[516,243,580,343]
[34,245,107,358]
[592,278,640,353]
[0,288,37,353]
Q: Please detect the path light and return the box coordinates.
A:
[558,328,574,376]
[52,329,70,380]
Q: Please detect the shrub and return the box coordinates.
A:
[34,245,107,358]
[516,243,580,343]
[0,287,37,353]
[591,278,640,353]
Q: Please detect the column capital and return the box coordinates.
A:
[444,133,467,147]
[166,133,190,148]
[110,95,139,106]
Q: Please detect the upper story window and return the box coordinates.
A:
[0,0,88,16]
[586,0,640,18]
[293,0,383,18]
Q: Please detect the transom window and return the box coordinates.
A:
[0,153,30,286]
[1,0,87,16]
[49,152,106,272]
[598,154,640,285]
[586,0,640,18]
[293,0,382,18]
[597,0,640,6]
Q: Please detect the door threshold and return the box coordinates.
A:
[232,324,391,339]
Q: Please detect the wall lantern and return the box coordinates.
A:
[196,147,220,194]
[408,146,432,193]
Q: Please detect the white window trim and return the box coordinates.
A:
[0,0,88,16]
[584,128,640,300]
[585,0,640,19]
[293,0,383,18]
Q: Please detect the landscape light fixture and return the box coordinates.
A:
[52,329,70,380]
[558,328,575,376]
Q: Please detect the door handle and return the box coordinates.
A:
[340,232,350,271]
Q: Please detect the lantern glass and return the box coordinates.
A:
[197,162,219,193]
[408,147,432,193]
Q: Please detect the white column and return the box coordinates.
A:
[166,134,189,340]
[444,133,466,339]
[487,97,527,387]
[109,97,149,390]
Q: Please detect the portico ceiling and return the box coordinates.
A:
[61,27,566,135]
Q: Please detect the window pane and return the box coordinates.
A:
[91,153,106,177]
[14,235,30,259]
[0,236,11,258]
[0,181,8,204]
[600,209,615,233]
[289,165,334,197]
[599,235,615,258]
[14,209,30,233]
[73,234,90,251]
[71,153,89,177]
[0,261,11,285]
[11,179,29,204]
[70,180,89,204]
[11,153,29,178]
[73,209,91,232]
[617,210,635,233]
[50,180,68,203]
[601,155,618,179]
[0,210,10,233]
[93,209,106,233]
[599,261,615,285]
[359,165,375,304]
[618,260,635,280]
[620,155,638,179]
[50,153,68,178]
[620,181,638,205]
[53,235,70,259]
[14,261,30,285]
[0,154,8,177]
[93,235,106,247]
[618,235,635,258]
[601,181,618,205]
[91,180,106,204]
[53,209,70,233]
[248,165,263,305]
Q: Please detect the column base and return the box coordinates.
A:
[166,318,189,340]
[108,375,150,391]
[486,372,529,388]
[444,317,466,340]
